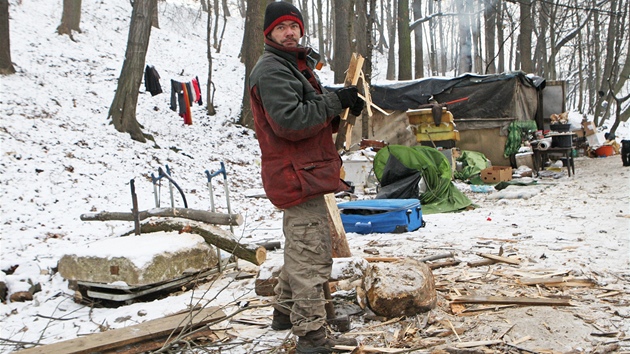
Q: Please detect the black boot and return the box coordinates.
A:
[296,327,357,353]
[271,308,292,330]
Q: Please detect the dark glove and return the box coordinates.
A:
[335,86,359,109]
[350,97,365,116]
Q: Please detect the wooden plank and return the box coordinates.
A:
[324,193,352,258]
[15,307,226,354]
[450,296,573,306]
[476,252,520,265]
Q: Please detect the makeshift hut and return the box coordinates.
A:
[350,72,546,166]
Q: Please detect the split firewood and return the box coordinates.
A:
[124,218,266,265]
[81,207,242,226]
[324,193,352,258]
[476,252,520,265]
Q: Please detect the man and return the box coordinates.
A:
[248,1,364,353]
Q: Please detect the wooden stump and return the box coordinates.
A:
[364,258,436,317]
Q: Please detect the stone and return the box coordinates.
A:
[58,233,217,286]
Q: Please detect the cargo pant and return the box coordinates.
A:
[274,195,332,337]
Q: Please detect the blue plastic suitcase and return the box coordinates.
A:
[337,199,425,234]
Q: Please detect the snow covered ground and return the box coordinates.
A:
[1,0,629,353]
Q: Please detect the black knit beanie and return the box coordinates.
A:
[263,1,304,37]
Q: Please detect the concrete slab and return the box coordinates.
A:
[58,232,218,286]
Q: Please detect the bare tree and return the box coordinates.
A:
[519,0,534,73]
[57,0,82,38]
[484,0,497,73]
[333,0,351,83]
[457,0,473,73]
[239,0,264,129]
[107,0,157,143]
[397,0,412,80]
[385,0,396,80]
[206,0,216,116]
[412,0,424,78]
[0,0,15,75]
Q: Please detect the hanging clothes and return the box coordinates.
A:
[192,76,203,106]
[181,82,193,125]
[144,65,163,96]
[170,79,200,125]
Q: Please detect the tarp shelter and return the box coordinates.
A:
[349,72,545,166]
[373,145,473,214]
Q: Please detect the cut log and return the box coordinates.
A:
[81,207,242,226]
[14,307,225,354]
[450,295,573,306]
[364,258,437,317]
[127,218,266,265]
[255,257,368,296]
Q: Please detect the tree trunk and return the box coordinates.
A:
[385,0,396,80]
[206,0,216,116]
[412,0,424,79]
[107,0,156,143]
[0,0,15,75]
[362,0,375,139]
[57,0,82,36]
[519,0,533,73]
[594,0,618,126]
[457,0,472,74]
[238,0,264,129]
[316,0,326,65]
[484,0,497,74]
[397,0,412,80]
[496,0,504,73]
[333,0,351,83]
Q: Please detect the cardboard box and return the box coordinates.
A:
[481,166,513,183]
[582,121,596,136]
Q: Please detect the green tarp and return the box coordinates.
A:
[373,145,473,214]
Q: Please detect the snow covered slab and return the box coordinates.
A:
[58,233,218,286]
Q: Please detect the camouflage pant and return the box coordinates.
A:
[274,195,332,336]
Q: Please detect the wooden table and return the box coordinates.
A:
[532,146,575,177]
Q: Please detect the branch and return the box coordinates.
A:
[122,218,266,265]
[81,207,242,226]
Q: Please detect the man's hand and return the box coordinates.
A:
[335,86,359,109]
[350,97,364,116]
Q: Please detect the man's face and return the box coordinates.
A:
[269,20,301,48]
